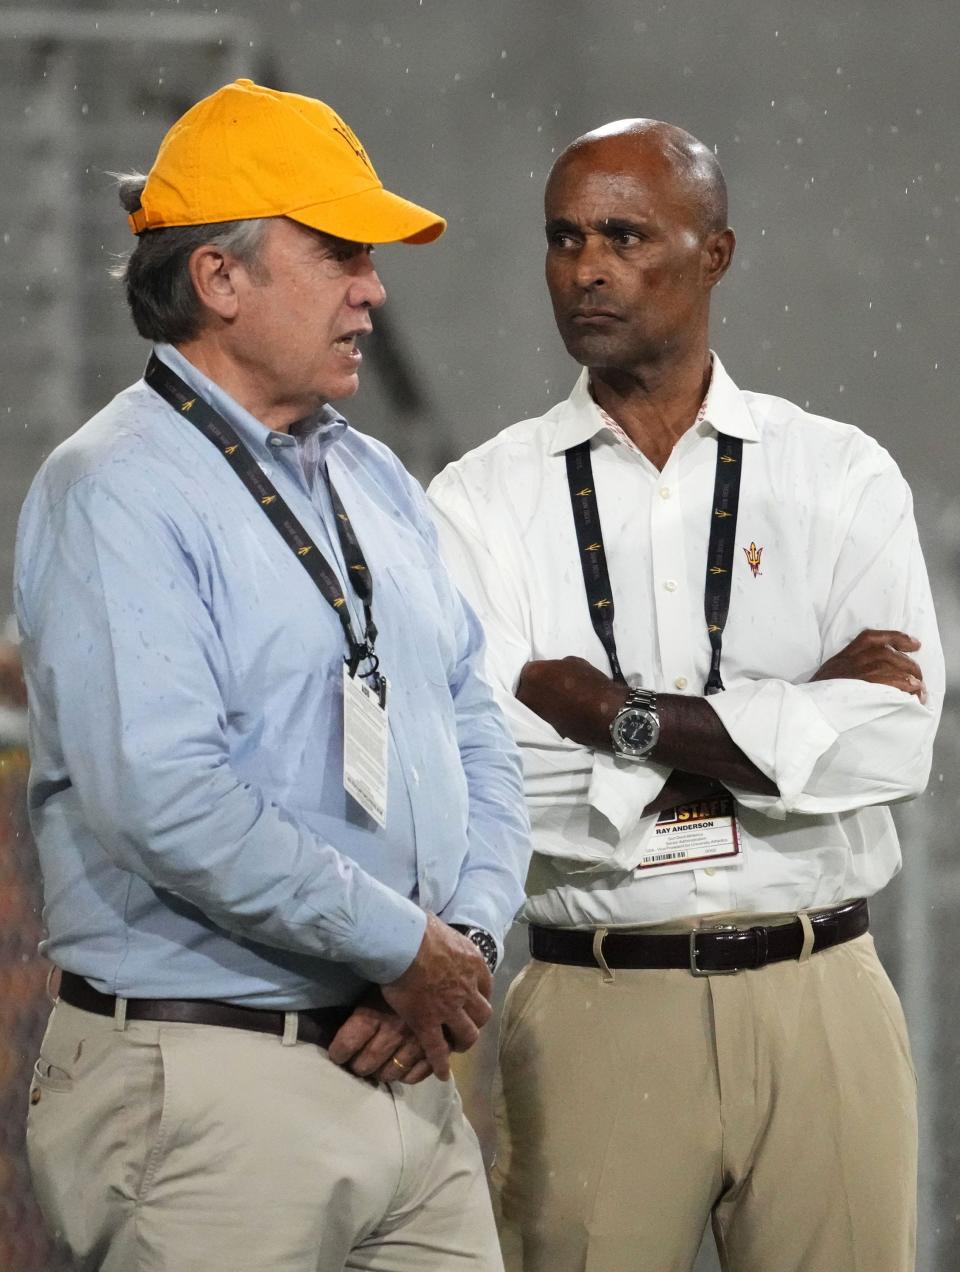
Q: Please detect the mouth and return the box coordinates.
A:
[569,309,622,326]
[332,328,370,361]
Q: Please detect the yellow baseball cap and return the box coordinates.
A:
[128,78,446,245]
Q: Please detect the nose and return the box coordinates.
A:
[572,236,608,290]
[349,255,387,310]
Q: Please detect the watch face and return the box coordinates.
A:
[612,708,659,757]
[469,930,498,972]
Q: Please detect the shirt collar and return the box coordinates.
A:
[548,351,759,456]
[151,343,349,459]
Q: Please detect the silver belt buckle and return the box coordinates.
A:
[689,923,740,977]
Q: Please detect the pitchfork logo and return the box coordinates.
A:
[743,542,763,578]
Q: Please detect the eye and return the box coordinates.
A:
[546,229,580,249]
[609,229,643,247]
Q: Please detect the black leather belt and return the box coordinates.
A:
[529,898,869,976]
[58,971,355,1048]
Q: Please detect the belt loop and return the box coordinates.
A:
[592,928,615,984]
[113,996,128,1031]
[282,1011,299,1046]
[798,912,815,963]
[45,964,60,1006]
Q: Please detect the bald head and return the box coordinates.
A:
[548,119,728,237]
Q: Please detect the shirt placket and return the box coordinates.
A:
[649,452,694,694]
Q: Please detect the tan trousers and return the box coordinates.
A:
[26,1000,504,1272]
[493,933,916,1272]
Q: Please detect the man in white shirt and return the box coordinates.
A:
[428,119,943,1272]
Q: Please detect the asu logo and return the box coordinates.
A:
[743,541,763,578]
[179,398,196,413]
[331,115,374,174]
[593,597,612,609]
[260,494,277,506]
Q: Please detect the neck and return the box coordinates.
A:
[174,338,306,433]
[589,346,712,470]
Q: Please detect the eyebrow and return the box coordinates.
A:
[599,217,648,234]
[545,215,651,236]
[545,217,580,234]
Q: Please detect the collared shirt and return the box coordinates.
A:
[15,344,529,1005]
[427,355,944,928]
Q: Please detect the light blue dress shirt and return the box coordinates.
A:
[14,345,530,1008]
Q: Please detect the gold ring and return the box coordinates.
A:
[391,1055,409,1071]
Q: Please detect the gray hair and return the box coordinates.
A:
[110,173,269,344]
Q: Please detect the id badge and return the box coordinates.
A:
[342,665,389,826]
[636,792,740,876]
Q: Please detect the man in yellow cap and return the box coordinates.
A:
[17,80,529,1271]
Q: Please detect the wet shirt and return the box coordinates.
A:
[15,344,529,1006]
[428,355,944,928]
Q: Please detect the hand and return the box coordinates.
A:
[811,629,927,703]
[516,656,626,750]
[381,913,492,1081]
[327,988,433,1086]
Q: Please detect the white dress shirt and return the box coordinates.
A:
[427,355,944,928]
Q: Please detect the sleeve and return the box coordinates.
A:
[385,464,533,953]
[16,469,426,984]
[428,466,669,867]
[707,449,944,819]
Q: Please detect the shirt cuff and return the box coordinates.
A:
[589,751,671,837]
[705,679,839,818]
[347,888,427,984]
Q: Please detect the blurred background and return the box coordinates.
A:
[0,1,956,1268]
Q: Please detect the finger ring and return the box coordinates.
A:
[391,1055,409,1071]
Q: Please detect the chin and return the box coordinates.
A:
[321,375,361,404]
[561,331,627,367]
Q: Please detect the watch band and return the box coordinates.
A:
[623,686,657,711]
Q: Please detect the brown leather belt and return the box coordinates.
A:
[58,971,355,1048]
[529,898,869,976]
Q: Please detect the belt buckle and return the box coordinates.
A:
[689,923,740,977]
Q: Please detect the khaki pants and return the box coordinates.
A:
[26,1000,504,1272]
[493,933,916,1272]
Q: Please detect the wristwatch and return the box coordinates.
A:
[449,924,499,974]
[609,687,660,761]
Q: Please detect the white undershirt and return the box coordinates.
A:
[427,354,944,929]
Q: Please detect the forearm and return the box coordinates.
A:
[652,696,779,795]
[641,769,729,817]
[523,661,778,796]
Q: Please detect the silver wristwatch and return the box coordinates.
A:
[609,687,661,761]
[449,924,498,973]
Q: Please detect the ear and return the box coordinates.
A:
[702,227,736,289]
[187,243,242,322]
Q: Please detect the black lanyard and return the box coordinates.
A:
[144,354,381,686]
[565,432,743,695]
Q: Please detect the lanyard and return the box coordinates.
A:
[565,432,743,695]
[144,354,381,686]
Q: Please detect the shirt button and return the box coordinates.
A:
[674,675,688,690]
[268,435,285,447]
[659,486,671,500]
[704,867,717,876]
[664,579,678,592]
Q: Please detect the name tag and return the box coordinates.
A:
[342,665,389,826]
[636,793,741,876]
